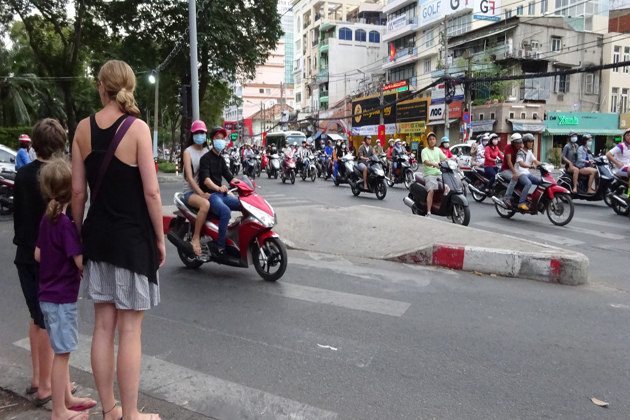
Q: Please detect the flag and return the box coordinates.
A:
[389,44,396,62]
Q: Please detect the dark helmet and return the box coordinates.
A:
[209,126,227,140]
[522,133,535,143]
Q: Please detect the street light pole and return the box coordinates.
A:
[149,72,159,163]
[189,0,200,121]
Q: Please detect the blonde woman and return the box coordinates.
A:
[72,60,163,420]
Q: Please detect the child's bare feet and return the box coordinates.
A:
[51,410,90,420]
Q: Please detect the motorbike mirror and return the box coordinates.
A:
[9,157,14,163]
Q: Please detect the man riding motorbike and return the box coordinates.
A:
[499,133,523,207]
[357,135,374,190]
[421,132,448,217]
[607,127,630,203]
[514,133,543,211]
[197,127,238,261]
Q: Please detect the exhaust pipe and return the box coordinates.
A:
[468,184,486,196]
[612,194,628,207]
[491,196,509,209]
[403,197,415,209]
[167,231,196,258]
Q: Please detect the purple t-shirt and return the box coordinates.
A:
[36,213,82,304]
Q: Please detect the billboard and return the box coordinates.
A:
[352,93,397,127]
[418,0,501,30]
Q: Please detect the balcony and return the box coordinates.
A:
[303,20,311,29]
[382,46,421,70]
[383,0,418,15]
[383,16,418,43]
[320,37,330,52]
[317,68,329,84]
[312,39,319,47]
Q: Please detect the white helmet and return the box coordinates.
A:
[510,133,523,142]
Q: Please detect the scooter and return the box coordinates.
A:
[166,177,287,282]
[609,172,629,216]
[557,156,614,203]
[491,164,574,226]
[254,155,262,177]
[280,153,297,184]
[379,153,390,179]
[230,154,241,175]
[0,171,14,215]
[349,155,388,200]
[324,154,334,180]
[466,159,503,202]
[266,154,281,179]
[333,154,355,186]
[404,160,470,225]
[261,154,268,171]
[388,154,414,190]
[409,153,419,171]
[243,157,256,179]
[300,155,317,182]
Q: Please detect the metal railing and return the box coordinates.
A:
[320,38,329,46]
[312,39,319,46]
[382,46,418,63]
[303,20,311,29]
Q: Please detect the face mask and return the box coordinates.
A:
[443,143,450,148]
[587,141,592,147]
[571,137,578,143]
[213,139,226,152]
[482,141,488,146]
[193,134,207,145]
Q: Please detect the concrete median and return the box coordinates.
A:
[272,204,588,286]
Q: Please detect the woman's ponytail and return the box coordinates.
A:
[115,88,140,117]
[99,60,140,117]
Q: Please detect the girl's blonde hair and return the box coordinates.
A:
[39,157,72,223]
[98,60,140,117]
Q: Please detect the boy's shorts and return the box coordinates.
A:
[39,302,78,354]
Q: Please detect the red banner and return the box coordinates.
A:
[389,44,396,62]
[378,125,386,146]
[262,132,267,146]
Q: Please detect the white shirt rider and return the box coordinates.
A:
[608,142,630,176]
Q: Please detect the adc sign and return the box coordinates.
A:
[428,101,463,121]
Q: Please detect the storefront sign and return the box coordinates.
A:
[473,0,502,19]
[470,119,496,133]
[619,114,630,129]
[387,15,407,32]
[431,82,465,104]
[383,81,408,93]
[419,0,474,29]
[557,115,579,125]
[399,121,426,134]
[352,93,397,126]
[428,101,463,120]
[396,98,429,123]
[351,124,397,136]
[545,112,623,136]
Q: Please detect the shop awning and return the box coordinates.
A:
[426,118,459,126]
[313,131,323,139]
[508,119,546,132]
[327,133,344,141]
[470,120,496,133]
[545,128,625,136]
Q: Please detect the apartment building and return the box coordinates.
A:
[601,32,630,114]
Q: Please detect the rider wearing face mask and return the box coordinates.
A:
[484,133,504,192]
[476,134,489,167]
[182,120,211,255]
[439,137,453,159]
[577,134,598,194]
[562,130,580,194]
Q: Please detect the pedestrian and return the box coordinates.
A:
[13,118,67,407]
[421,132,448,217]
[36,157,97,420]
[71,59,163,420]
[16,134,32,169]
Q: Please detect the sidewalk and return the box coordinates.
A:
[273,205,588,285]
[157,171,181,183]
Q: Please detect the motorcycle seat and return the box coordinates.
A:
[472,166,485,174]
[414,173,425,184]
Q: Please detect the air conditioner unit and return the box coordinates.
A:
[522,40,530,48]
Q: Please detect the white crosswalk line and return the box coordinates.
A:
[475,221,585,246]
[564,225,625,240]
[14,335,338,420]
[572,217,623,229]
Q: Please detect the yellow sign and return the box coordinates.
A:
[354,104,362,124]
[399,121,426,134]
[620,114,630,129]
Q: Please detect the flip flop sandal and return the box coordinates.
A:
[26,386,38,395]
[35,395,51,407]
[69,399,97,411]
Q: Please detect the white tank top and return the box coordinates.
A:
[183,146,208,193]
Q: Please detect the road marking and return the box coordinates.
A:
[593,242,630,253]
[255,282,411,317]
[14,335,338,420]
[564,225,625,240]
[572,217,624,229]
[475,221,585,246]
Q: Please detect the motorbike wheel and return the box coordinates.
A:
[274,173,278,179]
[290,172,295,184]
[470,180,486,203]
[411,162,419,172]
[376,180,387,200]
[176,224,204,269]
[282,175,286,184]
[334,178,340,186]
[404,170,413,190]
[611,197,629,216]
[494,190,516,219]
[546,193,575,226]
[311,171,316,182]
[252,237,288,282]
[268,171,272,178]
[451,203,471,226]
[0,193,12,215]
[301,171,307,181]
[387,178,394,187]
[351,182,361,196]
[604,185,614,208]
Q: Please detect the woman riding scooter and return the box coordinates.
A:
[484,134,503,193]
[577,134,598,194]
[439,137,453,159]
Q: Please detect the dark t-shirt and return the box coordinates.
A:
[36,214,82,304]
[501,144,519,172]
[13,160,46,265]
[198,149,234,194]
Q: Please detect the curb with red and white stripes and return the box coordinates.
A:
[386,243,589,286]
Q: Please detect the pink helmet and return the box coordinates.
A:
[191,120,207,133]
[19,134,31,143]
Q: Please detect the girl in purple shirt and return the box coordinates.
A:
[35,157,95,420]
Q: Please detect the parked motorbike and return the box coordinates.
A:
[266,154,281,179]
[404,160,470,225]
[300,155,317,182]
[334,154,355,186]
[491,163,574,226]
[0,171,15,215]
[557,156,614,204]
[387,154,414,189]
[280,153,297,184]
[349,155,388,200]
[166,177,287,281]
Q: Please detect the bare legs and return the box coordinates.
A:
[29,320,40,389]
[187,194,210,255]
[427,190,435,215]
[570,168,579,193]
[92,303,121,420]
[33,322,53,400]
[579,167,598,193]
[362,166,368,189]
[50,354,93,420]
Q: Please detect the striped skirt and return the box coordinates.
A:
[84,261,160,310]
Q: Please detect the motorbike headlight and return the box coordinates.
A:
[447,160,458,171]
[241,200,275,228]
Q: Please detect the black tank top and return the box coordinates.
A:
[82,114,158,284]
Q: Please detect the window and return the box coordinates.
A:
[533,112,538,119]
[531,40,539,49]
[296,39,301,53]
[585,73,594,94]
[509,112,515,118]
[266,88,271,94]
[611,87,619,113]
[541,0,548,13]
[297,17,301,30]
[423,28,434,49]
[625,47,630,73]
[355,29,366,42]
[339,27,352,40]
[551,37,562,52]
[528,1,535,14]
[290,90,293,95]
[391,34,416,51]
[613,46,620,72]
[505,9,512,19]
[369,31,380,43]
[387,63,415,83]
[424,58,431,73]
[554,74,570,93]
[517,5,524,14]
[389,3,417,22]
[521,112,526,119]
[447,13,472,37]
[490,112,496,119]
[296,92,301,102]
[479,114,484,121]
[622,88,628,113]
[0,150,13,163]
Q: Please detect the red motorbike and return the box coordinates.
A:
[166,177,288,281]
[261,154,269,170]
[0,171,15,215]
[491,164,575,226]
[280,153,296,184]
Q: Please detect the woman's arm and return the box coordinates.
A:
[71,120,88,235]
[34,246,40,263]
[136,121,165,267]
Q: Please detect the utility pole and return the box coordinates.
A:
[189,0,200,120]
[443,16,450,140]
[153,73,159,159]
[464,52,473,142]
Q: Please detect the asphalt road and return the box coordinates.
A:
[161,170,630,292]
[1,173,629,420]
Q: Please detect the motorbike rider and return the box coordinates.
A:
[198,127,239,260]
[392,139,405,176]
[606,127,630,203]
[439,137,454,159]
[476,134,489,167]
[387,139,395,173]
[421,132,448,217]
[324,140,333,159]
[333,140,344,179]
[182,121,211,255]
[561,130,581,194]
[484,133,504,193]
[499,133,523,207]
[357,135,374,190]
[374,141,384,155]
[514,133,543,211]
[348,140,357,157]
[242,143,255,173]
[577,134,598,194]
[16,134,32,169]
